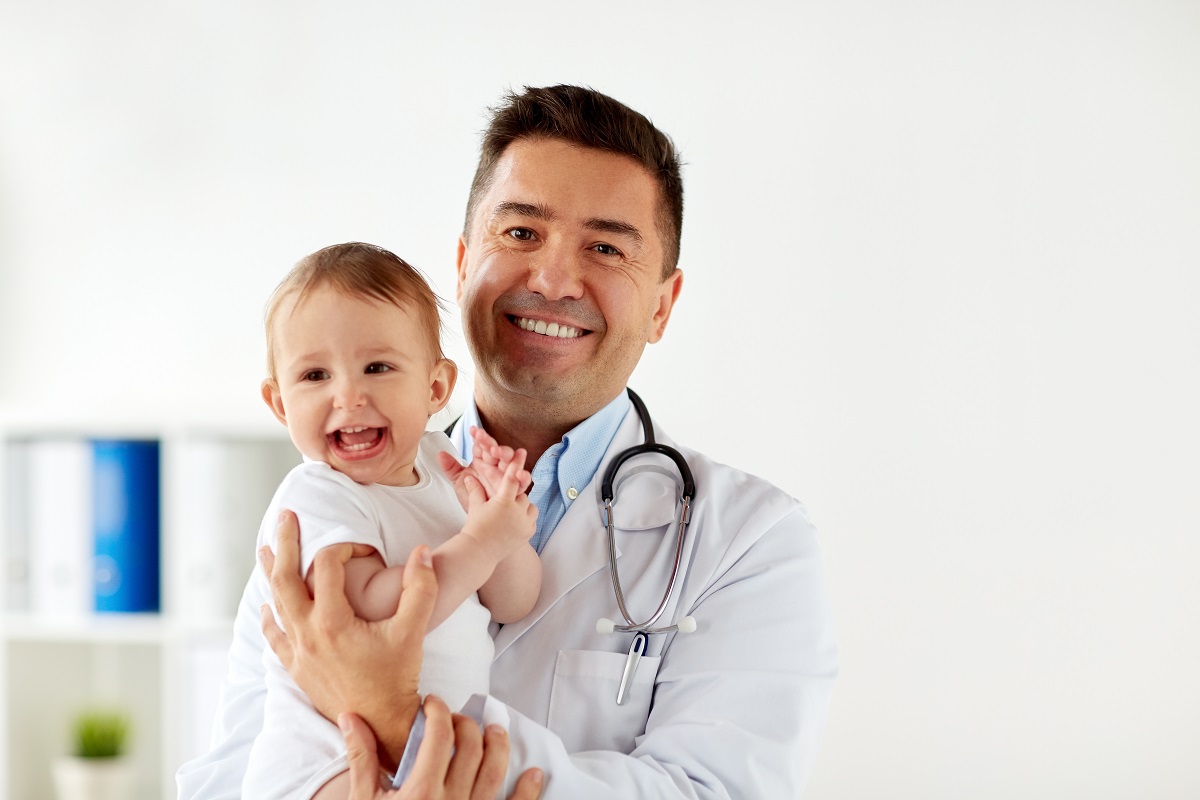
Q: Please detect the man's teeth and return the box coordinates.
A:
[516,317,582,338]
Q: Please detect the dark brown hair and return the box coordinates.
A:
[264,242,446,379]
[464,85,684,277]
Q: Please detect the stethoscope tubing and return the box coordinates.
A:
[599,388,696,635]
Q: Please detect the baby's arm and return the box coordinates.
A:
[431,460,537,628]
[304,447,536,631]
[305,544,402,622]
[478,543,541,623]
[457,427,541,622]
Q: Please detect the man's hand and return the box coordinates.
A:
[339,697,544,800]
[259,510,435,770]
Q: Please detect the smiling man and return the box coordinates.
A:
[179,85,837,800]
[457,135,682,464]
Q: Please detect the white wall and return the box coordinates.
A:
[2,1,1197,797]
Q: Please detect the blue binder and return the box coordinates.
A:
[91,440,161,613]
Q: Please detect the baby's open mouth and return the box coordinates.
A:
[331,426,385,452]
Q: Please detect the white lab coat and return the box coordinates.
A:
[177,409,837,799]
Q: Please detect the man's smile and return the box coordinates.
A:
[510,314,587,339]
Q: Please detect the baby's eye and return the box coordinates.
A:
[365,363,392,374]
[303,369,330,382]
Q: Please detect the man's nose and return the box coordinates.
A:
[332,375,367,409]
[527,244,584,300]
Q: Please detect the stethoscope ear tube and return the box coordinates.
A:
[601,389,696,502]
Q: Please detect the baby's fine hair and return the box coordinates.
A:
[264,242,447,379]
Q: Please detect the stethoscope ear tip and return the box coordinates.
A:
[676,615,697,634]
[596,618,618,634]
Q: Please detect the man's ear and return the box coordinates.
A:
[261,379,288,426]
[427,358,457,415]
[647,268,684,344]
[455,236,468,304]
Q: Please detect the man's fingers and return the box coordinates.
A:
[259,603,294,665]
[308,543,353,616]
[445,713,484,798]
[469,724,512,800]
[267,510,312,625]
[509,768,545,800]
[388,545,437,639]
[338,713,383,800]
[406,696,454,792]
[258,545,274,574]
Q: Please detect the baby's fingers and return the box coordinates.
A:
[493,444,515,465]
[497,459,526,497]
[463,475,489,509]
[470,425,501,453]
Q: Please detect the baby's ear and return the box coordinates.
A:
[427,358,457,415]
[261,379,287,425]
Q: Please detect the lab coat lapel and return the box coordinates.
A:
[491,409,644,659]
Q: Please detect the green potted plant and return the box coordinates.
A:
[52,709,134,800]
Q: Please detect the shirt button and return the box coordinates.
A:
[566,486,578,501]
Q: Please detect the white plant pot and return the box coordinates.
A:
[52,756,134,800]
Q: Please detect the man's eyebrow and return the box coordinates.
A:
[585,217,644,244]
[490,203,642,242]
[490,201,555,221]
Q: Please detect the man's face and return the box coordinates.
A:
[457,138,682,423]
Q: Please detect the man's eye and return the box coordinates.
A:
[592,243,621,256]
[303,370,329,382]
[365,363,392,374]
[507,228,535,241]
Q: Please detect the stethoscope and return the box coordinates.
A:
[594,388,697,705]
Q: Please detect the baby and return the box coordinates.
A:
[244,242,540,798]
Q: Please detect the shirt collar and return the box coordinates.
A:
[452,391,632,500]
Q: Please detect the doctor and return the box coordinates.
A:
[265,84,838,798]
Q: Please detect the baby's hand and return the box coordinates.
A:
[468,426,533,495]
[438,427,532,511]
[461,459,538,563]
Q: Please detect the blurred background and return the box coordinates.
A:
[1,1,1197,798]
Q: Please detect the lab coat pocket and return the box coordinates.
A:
[547,649,661,754]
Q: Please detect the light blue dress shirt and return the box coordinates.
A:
[449,391,632,553]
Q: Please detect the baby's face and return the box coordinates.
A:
[264,285,450,486]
